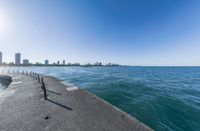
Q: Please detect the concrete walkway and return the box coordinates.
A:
[0,74,152,131]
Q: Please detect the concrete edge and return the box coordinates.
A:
[49,75,153,130]
[82,89,153,131]
[0,74,153,130]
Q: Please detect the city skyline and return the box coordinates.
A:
[1,0,200,66]
[0,51,118,66]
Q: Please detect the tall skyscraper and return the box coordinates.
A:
[0,52,2,65]
[15,53,21,65]
[63,60,65,65]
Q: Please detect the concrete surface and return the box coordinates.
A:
[0,74,152,131]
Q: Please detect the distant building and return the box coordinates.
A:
[94,62,98,66]
[45,60,49,65]
[94,61,102,66]
[15,53,21,65]
[8,62,14,66]
[57,61,60,65]
[99,62,102,66]
[23,59,29,65]
[63,60,65,65]
[0,52,2,65]
[106,63,119,66]
[35,62,42,65]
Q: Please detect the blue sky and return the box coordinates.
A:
[0,0,200,65]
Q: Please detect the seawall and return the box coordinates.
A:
[0,73,152,131]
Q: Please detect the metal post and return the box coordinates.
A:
[41,77,44,89]
[17,70,19,74]
[41,77,47,99]
[38,74,40,83]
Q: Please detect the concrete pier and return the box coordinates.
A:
[0,74,152,131]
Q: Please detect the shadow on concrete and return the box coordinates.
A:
[46,98,72,110]
[46,90,61,95]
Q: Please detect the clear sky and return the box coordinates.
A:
[0,0,200,66]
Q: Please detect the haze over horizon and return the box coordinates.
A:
[0,0,200,66]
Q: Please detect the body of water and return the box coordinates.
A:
[0,83,6,93]
[1,66,200,130]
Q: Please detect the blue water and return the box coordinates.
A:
[1,66,200,130]
[0,83,6,93]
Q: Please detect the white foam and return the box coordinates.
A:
[11,81,22,85]
[66,86,79,91]
[12,77,21,80]
[61,81,74,87]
